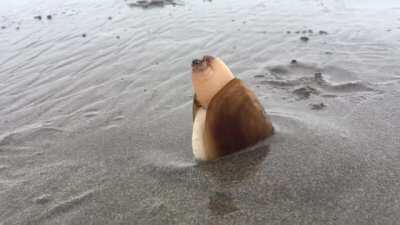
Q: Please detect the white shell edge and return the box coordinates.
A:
[192,108,207,160]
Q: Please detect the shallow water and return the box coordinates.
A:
[1,0,400,224]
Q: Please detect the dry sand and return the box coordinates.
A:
[1,0,400,224]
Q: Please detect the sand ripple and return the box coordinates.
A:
[0,0,400,224]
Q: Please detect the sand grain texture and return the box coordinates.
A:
[1,0,400,224]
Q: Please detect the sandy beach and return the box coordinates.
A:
[1,0,400,224]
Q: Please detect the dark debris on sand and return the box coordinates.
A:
[300,36,309,42]
[1,26,6,30]
[47,15,52,20]
[127,0,180,9]
[287,29,328,37]
[319,30,328,35]
[34,15,42,20]
[293,86,319,100]
[314,72,322,79]
[310,102,326,110]
[254,75,265,78]
[291,59,298,64]
[82,33,87,38]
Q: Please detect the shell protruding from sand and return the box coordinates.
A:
[191,56,274,161]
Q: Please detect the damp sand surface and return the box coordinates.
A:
[1,0,400,224]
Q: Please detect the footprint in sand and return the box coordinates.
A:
[255,60,375,102]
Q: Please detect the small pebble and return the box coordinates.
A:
[116,35,120,39]
[16,26,20,30]
[47,15,52,20]
[300,36,309,42]
[82,33,87,38]
[34,15,42,20]
[319,30,328,35]
[34,194,52,204]
[310,102,326,110]
[108,16,112,20]
[291,59,298,64]
[314,72,322,79]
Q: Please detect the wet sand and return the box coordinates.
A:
[1,0,400,224]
